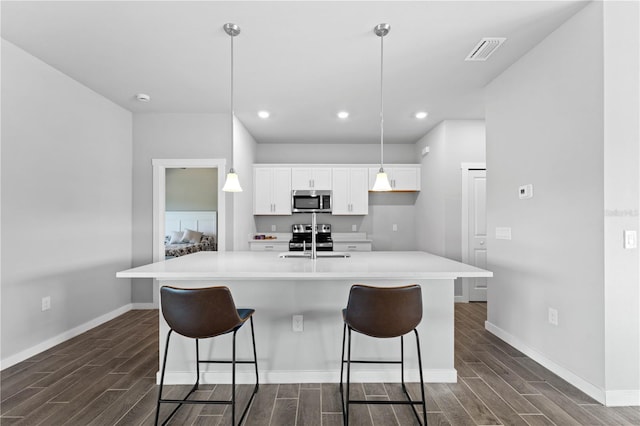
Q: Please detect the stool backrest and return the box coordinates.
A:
[160,286,243,338]
[345,284,422,338]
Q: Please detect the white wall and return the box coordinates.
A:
[484,1,640,404]
[132,113,230,302]
[1,40,133,363]
[165,168,218,211]
[256,143,416,164]
[233,116,257,250]
[414,120,486,296]
[602,1,640,404]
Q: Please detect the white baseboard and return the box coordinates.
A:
[485,321,607,405]
[605,390,640,407]
[158,368,457,385]
[0,304,134,370]
[454,296,468,303]
[131,303,157,310]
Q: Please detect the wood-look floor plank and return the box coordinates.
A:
[165,389,212,425]
[297,388,321,426]
[384,383,422,425]
[270,397,298,425]
[2,305,638,426]
[345,383,373,426]
[467,362,540,414]
[426,383,476,426]
[243,383,277,426]
[461,377,530,426]
[446,380,502,425]
[529,382,603,425]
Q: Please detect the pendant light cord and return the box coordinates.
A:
[379,33,384,171]
[229,32,235,173]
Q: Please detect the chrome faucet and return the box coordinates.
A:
[311,212,317,259]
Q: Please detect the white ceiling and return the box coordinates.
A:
[1,1,588,144]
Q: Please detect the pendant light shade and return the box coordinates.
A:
[371,23,392,192]
[222,23,243,193]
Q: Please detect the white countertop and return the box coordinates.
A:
[117,251,492,280]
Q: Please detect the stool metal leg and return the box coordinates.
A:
[232,329,237,426]
[415,329,427,425]
[344,327,352,426]
[250,316,259,391]
[155,329,173,426]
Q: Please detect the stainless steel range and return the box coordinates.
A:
[289,224,333,252]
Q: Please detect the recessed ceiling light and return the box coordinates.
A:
[337,111,349,119]
[258,111,270,119]
[415,111,428,119]
[135,93,151,102]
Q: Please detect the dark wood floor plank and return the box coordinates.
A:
[87,377,156,425]
[63,389,127,426]
[582,404,637,425]
[276,383,299,399]
[446,380,502,425]
[165,389,212,425]
[367,395,399,425]
[467,362,540,414]
[219,384,255,425]
[199,384,230,416]
[462,377,529,426]
[2,305,638,426]
[523,394,582,426]
[611,406,640,424]
[243,383,277,426]
[322,383,342,413]
[137,384,190,426]
[426,383,476,426]
[473,350,541,395]
[521,414,557,425]
[385,383,422,425]
[514,358,599,405]
[271,397,298,425]
[297,388,321,426]
[345,383,373,426]
[529,382,603,425]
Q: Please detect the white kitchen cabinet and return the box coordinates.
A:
[333,242,372,252]
[291,167,332,190]
[249,242,289,251]
[368,166,421,191]
[332,168,369,215]
[253,167,292,215]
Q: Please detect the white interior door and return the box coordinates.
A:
[466,169,487,301]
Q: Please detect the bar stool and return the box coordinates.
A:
[339,284,427,425]
[155,286,259,426]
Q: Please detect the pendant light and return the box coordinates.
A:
[371,23,392,192]
[222,23,243,192]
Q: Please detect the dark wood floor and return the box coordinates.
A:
[1,304,639,425]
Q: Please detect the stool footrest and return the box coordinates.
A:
[348,399,423,405]
[159,399,232,405]
[341,359,402,364]
[199,359,257,364]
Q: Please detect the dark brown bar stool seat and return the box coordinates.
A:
[155,286,259,426]
[340,284,427,425]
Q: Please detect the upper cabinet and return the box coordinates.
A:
[253,167,292,215]
[368,166,421,191]
[332,168,369,215]
[291,167,332,190]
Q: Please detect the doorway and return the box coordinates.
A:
[151,159,227,306]
[461,164,487,302]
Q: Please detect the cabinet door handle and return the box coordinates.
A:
[347,245,357,249]
[265,245,274,249]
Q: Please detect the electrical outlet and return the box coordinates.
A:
[352,224,357,232]
[271,225,277,232]
[624,230,637,249]
[292,315,304,332]
[548,307,558,326]
[42,296,51,311]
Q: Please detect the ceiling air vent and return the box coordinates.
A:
[465,37,506,61]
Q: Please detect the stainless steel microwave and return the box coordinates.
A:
[291,190,332,213]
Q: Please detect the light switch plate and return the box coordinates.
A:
[624,230,637,249]
[495,227,512,240]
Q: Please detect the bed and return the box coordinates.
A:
[165,211,217,258]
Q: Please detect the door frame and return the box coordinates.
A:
[460,162,486,303]
[152,158,227,305]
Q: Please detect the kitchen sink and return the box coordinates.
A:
[278,252,351,259]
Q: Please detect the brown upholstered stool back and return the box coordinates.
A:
[160,286,244,339]
[344,284,422,338]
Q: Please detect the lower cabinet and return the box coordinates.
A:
[333,242,372,252]
[249,242,289,252]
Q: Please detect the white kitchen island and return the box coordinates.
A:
[117,251,492,385]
